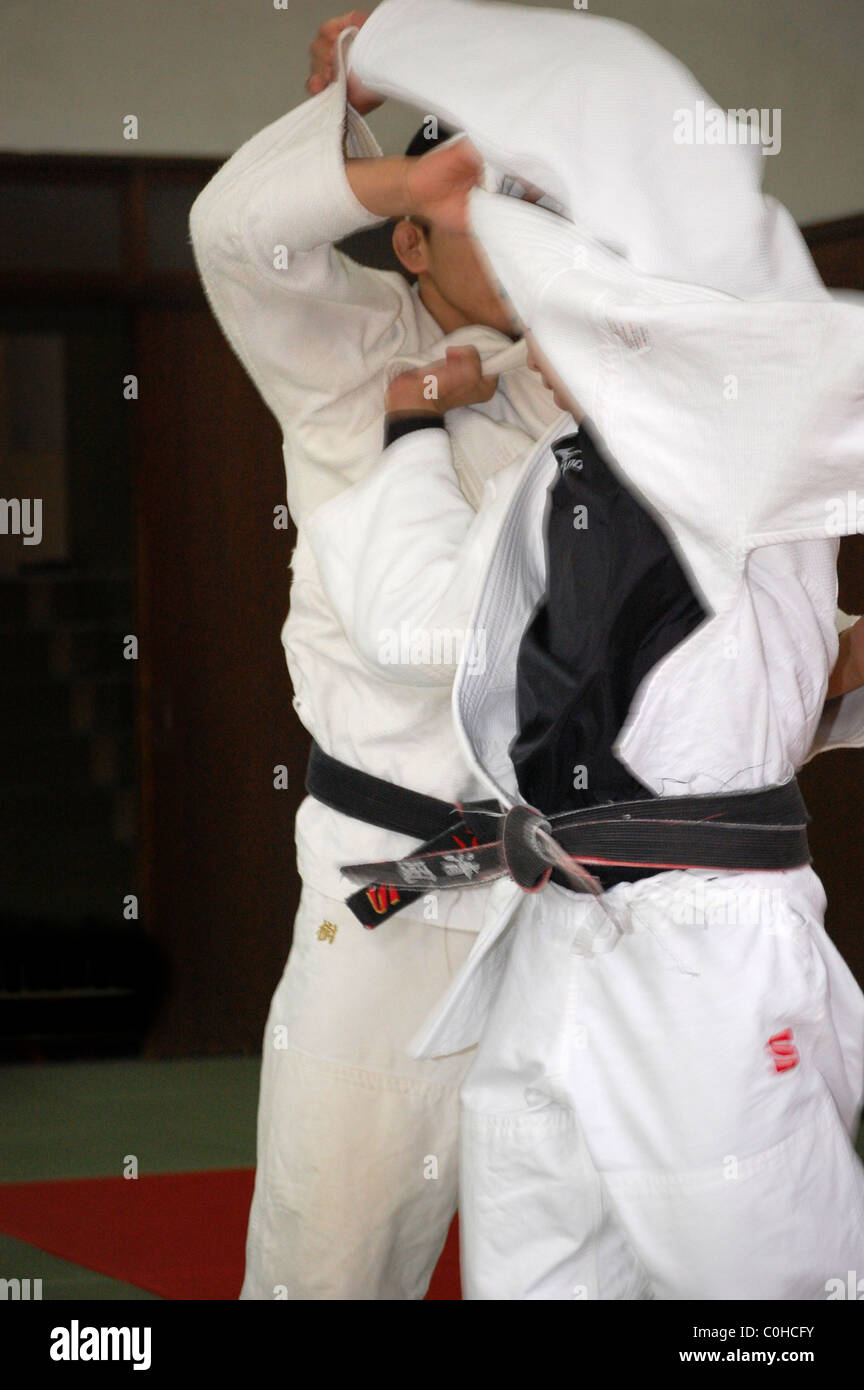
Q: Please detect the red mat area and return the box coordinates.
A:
[0,1170,461,1300]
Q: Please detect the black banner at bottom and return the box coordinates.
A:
[2,1297,860,1375]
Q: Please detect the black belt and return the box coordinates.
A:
[306,743,496,926]
[306,743,811,929]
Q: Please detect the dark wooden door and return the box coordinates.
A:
[135,305,306,1055]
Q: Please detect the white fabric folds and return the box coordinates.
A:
[350,0,864,608]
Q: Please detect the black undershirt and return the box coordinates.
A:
[384,412,445,447]
[510,424,708,889]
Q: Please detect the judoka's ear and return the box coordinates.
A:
[392,216,431,277]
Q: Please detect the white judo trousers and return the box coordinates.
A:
[459,870,864,1300]
[189,25,563,1298]
[240,886,476,1301]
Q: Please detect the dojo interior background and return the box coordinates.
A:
[1,0,862,1299]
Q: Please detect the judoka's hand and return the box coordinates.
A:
[403,138,485,234]
[306,11,383,116]
[386,347,498,415]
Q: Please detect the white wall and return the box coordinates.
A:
[2,0,862,224]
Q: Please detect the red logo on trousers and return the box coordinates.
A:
[767,1027,799,1072]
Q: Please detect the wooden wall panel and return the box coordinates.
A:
[135,304,306,1055]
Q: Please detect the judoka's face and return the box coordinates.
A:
[392,217,519,337]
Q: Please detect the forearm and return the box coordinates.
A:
[188,38,409,518]
[344,155,413,219]
[826,618,864,699]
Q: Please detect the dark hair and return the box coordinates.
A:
[404,119,456,158]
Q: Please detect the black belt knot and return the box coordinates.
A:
[501,804,554,890]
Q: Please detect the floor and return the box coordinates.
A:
[0,1057,260,1299]
[2,1055,863,1299]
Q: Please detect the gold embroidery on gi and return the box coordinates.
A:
[316,920,338,944]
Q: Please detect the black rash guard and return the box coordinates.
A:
[510,422,708,888]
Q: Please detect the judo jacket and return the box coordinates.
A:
[345,0,864,798]
[188,26,564,926]
[321,0,864,1052]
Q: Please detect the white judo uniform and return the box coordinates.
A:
[340,0,864,1298]
[188,26,564,1299]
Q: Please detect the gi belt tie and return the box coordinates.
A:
[306,744,811,929]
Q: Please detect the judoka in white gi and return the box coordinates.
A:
[188,12,565,1299]
[331,0,864,1298]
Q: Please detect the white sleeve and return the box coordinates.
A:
[805,690,864,760]
[740,300,864,549]
[349,0,864,558]
[586,293,864,561]
[804,611,864,760]
[188,28,411,521]
[349,0,821,301]
[305,425,512,686]
[836,608,860,635]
